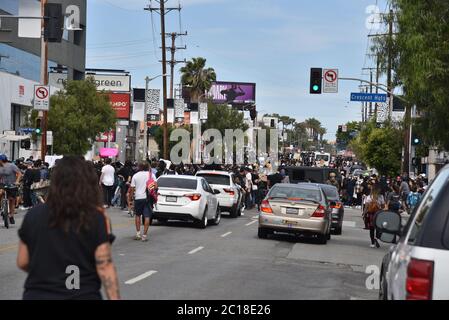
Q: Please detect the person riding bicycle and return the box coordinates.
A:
[0,154,23,225]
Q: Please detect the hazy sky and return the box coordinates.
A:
[87,0,389,140]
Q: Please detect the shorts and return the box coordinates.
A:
[5,187,18,199]
[134,199,152,218]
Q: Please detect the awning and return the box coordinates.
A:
[0,135,29,142]
[99,148,119,158]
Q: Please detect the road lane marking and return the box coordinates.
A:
[343,221,356,228]
[245,220,257,226]
[0,244,18,253]
[221,232,232,238]
[188,246,204,255]
[125,271,158,285]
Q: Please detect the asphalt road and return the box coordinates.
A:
[0,206,390,300]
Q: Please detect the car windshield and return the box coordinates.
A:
[196,174,230,186]
[322,186,339,200]
[269,186,321,202]
[157,178,197,190]
[316,155,329,162]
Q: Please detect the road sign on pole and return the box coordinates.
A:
[33,85,50,110]
[323,69,338,93]
[350,92,387,103]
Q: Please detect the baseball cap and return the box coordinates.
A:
[0,154,7,161]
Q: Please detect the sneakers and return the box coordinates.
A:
[135,232,142,240]
[9,216,15,225]
[370,244,376,248]
[141,235,148,242]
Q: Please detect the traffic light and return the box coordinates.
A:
[249,108,257,121]
[412,157,421,167]
[412,134,421,146]
[338,125,343,133]
[21,139,31,150]
[35,118,43,135]
[310,68,322,94]
[44,3,64,43]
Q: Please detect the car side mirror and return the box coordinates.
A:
[213,189,220,195]
[375,210,402,243]
[329,201,337,207]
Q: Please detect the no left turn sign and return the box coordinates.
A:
[323,69,339,93]
[34,85,50,111]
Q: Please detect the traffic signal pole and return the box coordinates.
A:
[40,0,48,161]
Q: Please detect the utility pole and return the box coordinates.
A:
[163,32,187,99]
[362,67,377,120]
[145,1,182,159]
[40,0,48,161]
[387,8,394,120]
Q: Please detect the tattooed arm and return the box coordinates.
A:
[95,242,120,300]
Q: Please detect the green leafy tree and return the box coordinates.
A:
[180,57,217,102]
[203,102,248,135]
[336,121,361,146]
[372,1,449,149]
[350,120,402,176]
[48,79,116,155]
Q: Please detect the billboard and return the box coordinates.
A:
[208,81,256,104]
[109,93,130,119]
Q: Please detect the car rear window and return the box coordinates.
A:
[269,186,322,202]
[157,178,197,190]
[196,174,230,186]
[322,186,339,200]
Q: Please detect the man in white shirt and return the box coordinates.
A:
[130,162,157,242]
[99,158,115,208]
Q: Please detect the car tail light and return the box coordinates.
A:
[311,205,326,218]
[406,258,434,300]
[260,200,273,214]
[185,194,202,201]
[331,202,342,209]
[223,188,235,196]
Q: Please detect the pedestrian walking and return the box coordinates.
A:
[363,186,386,248]
[130,162,157,242]
[99,158,115,208]
[17,156,120,300]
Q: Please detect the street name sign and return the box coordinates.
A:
[33,85,50,110]
[323,69,338,93]
[350,92,387,103]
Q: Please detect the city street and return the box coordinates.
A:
[0,207,389,300]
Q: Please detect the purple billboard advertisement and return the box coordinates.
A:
[208,81,256,104]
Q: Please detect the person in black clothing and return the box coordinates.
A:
[22,162,37,208]
[267,168,283,189]
[17,156,120,300]
[117,160,134,211]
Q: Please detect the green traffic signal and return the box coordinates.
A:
[313,85,319,92]
[35,128,42,135]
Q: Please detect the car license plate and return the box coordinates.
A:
[283,220,298,227]
[286,207,299,215]
[166,196,177,203]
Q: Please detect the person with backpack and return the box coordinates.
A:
[363,186,386,248]
[386,184,402,213]
[407,185,421,214]
[130,163,157,242]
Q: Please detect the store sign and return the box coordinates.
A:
[109,93,130,119]
[96,130,116,143]
[88,74,131,92]
[48,73,68,89]
[175,99,185,122]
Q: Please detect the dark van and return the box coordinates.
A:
[284,167,340,184]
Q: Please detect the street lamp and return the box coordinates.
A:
[144,74,168,161]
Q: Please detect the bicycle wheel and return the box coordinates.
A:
[1,200,9,229]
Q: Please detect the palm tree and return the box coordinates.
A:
[180,57,217,103]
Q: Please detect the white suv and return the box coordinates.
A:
[196,170,243,218]
[375,165,449,300]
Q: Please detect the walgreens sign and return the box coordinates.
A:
[109,93,130,119]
